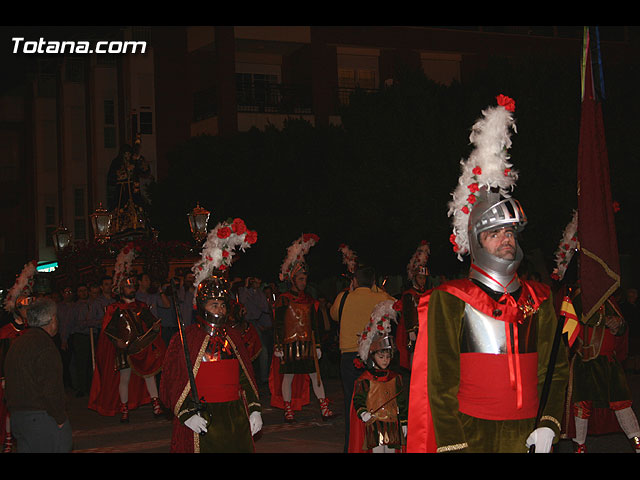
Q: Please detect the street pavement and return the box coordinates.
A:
[66,372,347,454]
[5,370,640,454]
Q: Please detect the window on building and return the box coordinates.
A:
[235,72,280,112]
[104,99,116,149]
[65,58,84,83]
[45,205,56,248]
[420,52,462,86]
[337,68,377,105]
[139,111,153,134]
[74,188,86,242]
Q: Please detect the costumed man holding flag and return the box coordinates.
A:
[395,241,431,371]
[407,94,569,453]
[557,27,640,453]
[1,261,36,452]
[159,218,262,453]
[88,244,166,422]
[552,211,640,452]
[269,234,337,423]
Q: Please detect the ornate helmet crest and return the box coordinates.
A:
[279,233,319,282]
[3,260,37,312]
[448,94,522,261]
[112,243,137,295]
[357,300,398,368]
[192,217,257,305]
[407,240,430,281]
[551,210,579,281]
[339,243,358,277]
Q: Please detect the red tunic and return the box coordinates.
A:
[268,291,318,411]
[88,301,166,416]
[159,324,258,453]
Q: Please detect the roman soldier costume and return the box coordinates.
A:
[88,246,166,420]
[269,234,336,422]
[407,95,569,453]
[349,300,407,453]
[553,211,640,453]
[228,298,262,363]
[1,261,36,453]
[159,218,262,453]
[396,241,430,370]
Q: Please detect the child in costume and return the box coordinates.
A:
[349,300,407,453]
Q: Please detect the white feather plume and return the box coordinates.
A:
[192,218,257,294]
[112,245,137,294]
[279,234,319,282]
[447,96,519,260]
[551,210,579,281]
[339,244,358,274]
[3,260,37,312]
[357,299,397,362]
[407,241,430,280]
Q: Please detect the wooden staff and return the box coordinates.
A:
[89,327,96,371]
[311,331,322,387]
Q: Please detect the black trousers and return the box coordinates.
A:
[10,410,72,453]
[340,351,365,453]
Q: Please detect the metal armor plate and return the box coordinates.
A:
[460,304,537,354]
[105,306,159,355]
[283,302,311,344]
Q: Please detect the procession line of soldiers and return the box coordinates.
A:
[2,95,639,454]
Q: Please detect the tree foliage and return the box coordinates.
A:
[149,55,640,287]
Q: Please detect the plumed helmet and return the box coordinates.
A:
[358,300,398,369]
[467,188,527,292]
[196,274,231,329]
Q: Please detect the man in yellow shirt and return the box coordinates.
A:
[330,265,394,453]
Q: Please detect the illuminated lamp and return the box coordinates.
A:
[51,223,72,253]
[188,202,210,243]
[90,202,112,243]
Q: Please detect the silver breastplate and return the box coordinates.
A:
[460,304,537,354]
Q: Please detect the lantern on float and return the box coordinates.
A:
[188,202,210,243]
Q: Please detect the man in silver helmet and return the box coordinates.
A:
[408,189,569,453]
[160,274,263,453]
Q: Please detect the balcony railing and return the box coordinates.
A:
[236,81,312,115]
[192,84,382,122]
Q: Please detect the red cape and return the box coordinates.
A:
[0,322,26,437]
[268,354,311,410]
[396,288,427,370]
[88,301,166,416]
[159,323,258,453]
[406,279,550,452]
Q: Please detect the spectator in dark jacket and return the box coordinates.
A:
[4,297,72,452]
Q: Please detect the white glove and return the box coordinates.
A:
[184,413,208,434]
[274,349,284,358]
[249,411,263,436]
[525,427,555,453]
[360,411,372,423]
[316,348,322,360]
[402,425,407,436]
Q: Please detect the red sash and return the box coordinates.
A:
[196,359,240,403]
[458,352,539,420]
